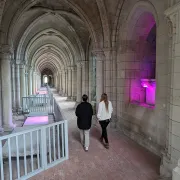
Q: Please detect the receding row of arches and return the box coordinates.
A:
[0,0,176,177]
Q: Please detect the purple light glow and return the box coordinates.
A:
[24,116,48,126]
[141,82,148,88]
[141,79,156,105]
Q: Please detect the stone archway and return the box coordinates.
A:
[115,0,169,162]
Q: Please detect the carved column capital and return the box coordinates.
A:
[0,44,13,54]
[76,61,82,68]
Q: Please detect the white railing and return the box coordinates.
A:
[0,120,68,180]
[22,95,53,114]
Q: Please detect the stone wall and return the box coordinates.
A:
[114,0,169,158]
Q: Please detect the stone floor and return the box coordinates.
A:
[31,90,161,180]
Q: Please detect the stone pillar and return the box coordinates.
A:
[56,73,60,91]
[0,55,3,132]
[82,61,89,95]
[28,68,33,95]
[89,57,93,101]
[67,67,72,99]
[173,159,180,180]
[1,46,14,130]
[25,69,28,96]
[35,72,37,92]
[65,69,68,96]
[32,71,37,94]
[104,49,117,128]
[20,64,26,99]
[161,5,180,178]
[59,72,62,94]
[62,70,66,96]
[54,74,56,88]
[15,64,21,111]
[11,62,16,111]
[72,66,77,101]
[93,51,104,103]
[76,62,82,102]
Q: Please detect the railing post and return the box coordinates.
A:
[0,141,4,180]
[40,127,47,169]
[64,120,69,160]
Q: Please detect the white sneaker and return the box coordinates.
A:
[84,147,88,152]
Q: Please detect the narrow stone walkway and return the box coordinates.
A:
[31,90,160,180]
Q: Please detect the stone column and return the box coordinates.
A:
[173,159,180,180]
[56,73,60,92]
[93,51,104,103]
[15,64,21,111]
[37,73,39,90]
[25,69,28,96]
[161,5,180,178]
[62,70,66,96]
[76,62,82,103]
[28,68,33,95]
[11,62,16,111]
[65,69,68,96]
[59,72,62,94]
[89,56,93,101]
[54,74,56,88]
[67,67,72,99]
[72,66,77,101]
[104,49,117,128]
[20,64,26,99]
[82,61,89,95]
[32,71,37,94]
[1,46,14,130]
[35,72,37,93]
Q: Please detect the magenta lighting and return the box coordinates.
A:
[141,79,150,88]
[141,79,156,106]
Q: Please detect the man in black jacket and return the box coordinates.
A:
[75,94,93,152]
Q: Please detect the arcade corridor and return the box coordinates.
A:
[0,0,180,179]
[30,89,160,180]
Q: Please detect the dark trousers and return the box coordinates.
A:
[99,120,110,144]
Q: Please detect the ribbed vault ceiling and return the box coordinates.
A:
[1,0,104,76]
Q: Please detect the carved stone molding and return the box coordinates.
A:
[0,44,13,54]
[76,61,83,67]
[165,16,174,38]
[92,49,105,61]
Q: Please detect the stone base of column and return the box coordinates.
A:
[66,96,73,101]
[159,154,173,179]
[17,107,22,115]
[71,96,76,101]
[59,90,63,95]
[0,127,4,133]
[12,108,16,113]
[3,124,15,132]
[61,93,67,97]
[173,165,180,180]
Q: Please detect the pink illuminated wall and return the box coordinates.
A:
[129,12,156,107]
[141,79,156,105]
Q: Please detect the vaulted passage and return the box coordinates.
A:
[0,0,180,179]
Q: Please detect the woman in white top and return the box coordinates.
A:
[97,93,113,149]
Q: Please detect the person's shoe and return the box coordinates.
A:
[84,147,88,152]
[104,143,109,149]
